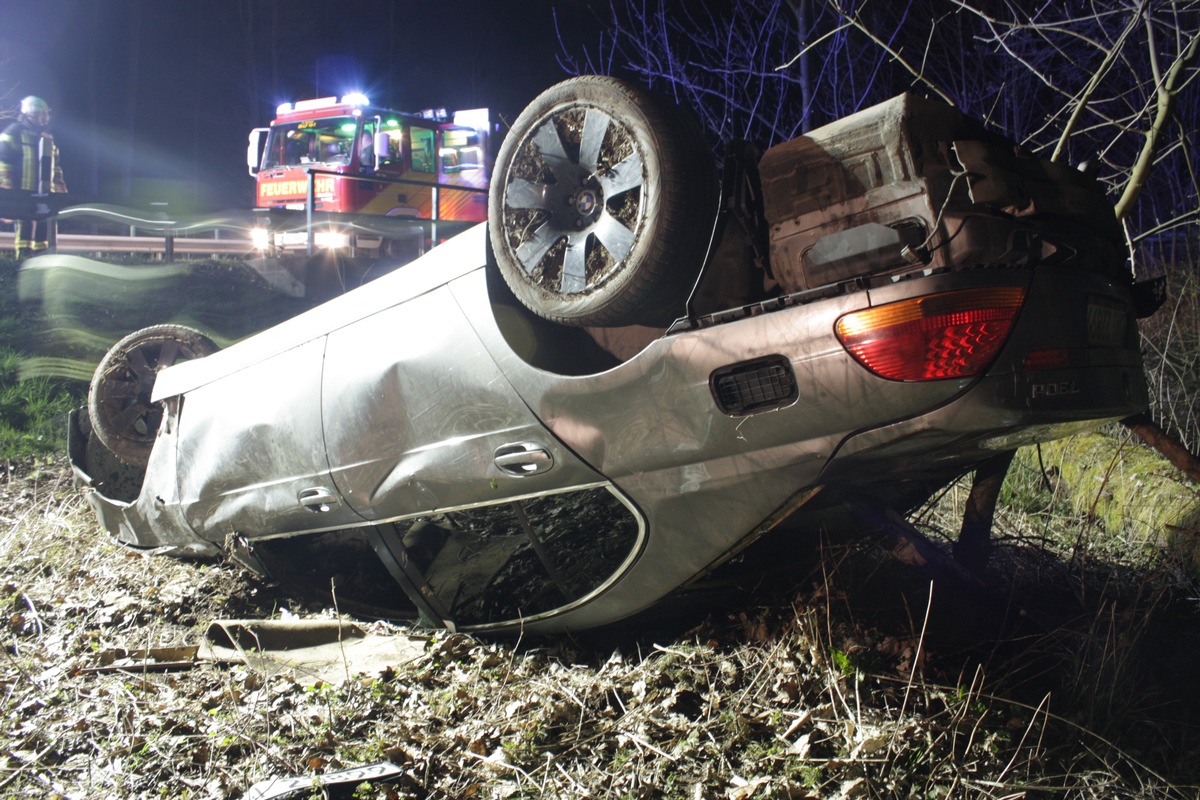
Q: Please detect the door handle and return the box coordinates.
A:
[493,443,554,477]
[299,486,339,513]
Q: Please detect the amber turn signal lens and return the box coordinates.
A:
[835,287,1026,381]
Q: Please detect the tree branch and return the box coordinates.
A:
[1051,0,1147,162]
[1114,29,1200,219]
[835,10,955,104]
[1122,413,1200,484]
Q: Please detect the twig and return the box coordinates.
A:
[836,12,955,105]
[1053,2,1146,161]
[998,691,1052,782]
[331,578,350,686]
[618,729,678,762]
[552,758,586,795]
[461,748,536,781]
[1114,29,1200,220]
[1131,208,1200,242]
[775,22,853,71]
[892,580,934,748]
[19,594,44,637]
[876,674,1186,795]
[0,746,54,793]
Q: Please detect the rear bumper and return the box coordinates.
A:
[819,263,1147,485]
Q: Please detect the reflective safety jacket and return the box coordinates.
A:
[0,120,67,193]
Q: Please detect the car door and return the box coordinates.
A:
[175,336,367,540]
[321,281,605,521]
[321,278,648,628]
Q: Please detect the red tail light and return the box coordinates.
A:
[835,287,1026,381]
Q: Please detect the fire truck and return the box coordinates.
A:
[246,93,491,257]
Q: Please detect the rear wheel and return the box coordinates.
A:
[88,324,218,466]
[488,76,718,326]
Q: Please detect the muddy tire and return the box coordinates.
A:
[88,324,218,467]
[488,76,718,326]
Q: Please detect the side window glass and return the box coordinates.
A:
[378,122,402,168]
[357,121,376,168]
[441,127,482,173]
[382,486,641,627]
[410,127,436,174]
[320,121,354,165]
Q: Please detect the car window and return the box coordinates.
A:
[410,127,436,174]
[383,486,641,627]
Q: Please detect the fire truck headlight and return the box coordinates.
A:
[251,228,271,249]
[315,231,350,250]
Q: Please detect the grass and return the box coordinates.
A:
[0,257,85,459]
[1,472,1197,798]
[0,253,315,460]
[1140,265,1200,454]
[907,441,1200,762]
[0,371,78,458]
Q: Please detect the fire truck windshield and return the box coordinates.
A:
[262,117,359,169]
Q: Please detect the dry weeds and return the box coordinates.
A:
[1,459,1198,799]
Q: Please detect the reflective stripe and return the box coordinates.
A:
[14,220,49,249]
[0,132,11,189]
[21,132,36,190]
[0,125,62,191]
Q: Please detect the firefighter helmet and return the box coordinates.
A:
[20,96,50,116]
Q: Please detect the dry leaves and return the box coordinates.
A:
[0,460,1194,798]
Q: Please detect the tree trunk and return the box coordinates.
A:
[1121,413,1200,485]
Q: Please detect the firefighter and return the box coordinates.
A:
[0,96,68,259]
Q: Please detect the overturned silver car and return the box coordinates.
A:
[70,77,1152,633]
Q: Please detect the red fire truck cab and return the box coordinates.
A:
[247,93,490,255]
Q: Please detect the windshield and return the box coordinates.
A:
[262,116,359,169]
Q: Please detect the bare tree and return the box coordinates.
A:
[572,0,1199,248]
[836,0,1200,469]
[565,0,1200,283]
[832,1,1200,242]
[557,0,913,150]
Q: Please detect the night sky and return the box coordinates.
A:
[1,0,603,211]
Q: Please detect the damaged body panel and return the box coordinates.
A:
[71,78,1152,633]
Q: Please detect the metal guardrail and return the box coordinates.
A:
[0,197,257,260]
[0,230,250,256]
[1,171,486,260]
[56,204,257,233]
[54,204,257,260]
[291,167,486,255]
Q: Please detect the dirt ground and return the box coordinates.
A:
[2,458,1199,799]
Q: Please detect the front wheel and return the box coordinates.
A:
[88,324,218,466]
[488,76,718,327]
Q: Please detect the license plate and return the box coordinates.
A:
[1087,296,1127,347]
